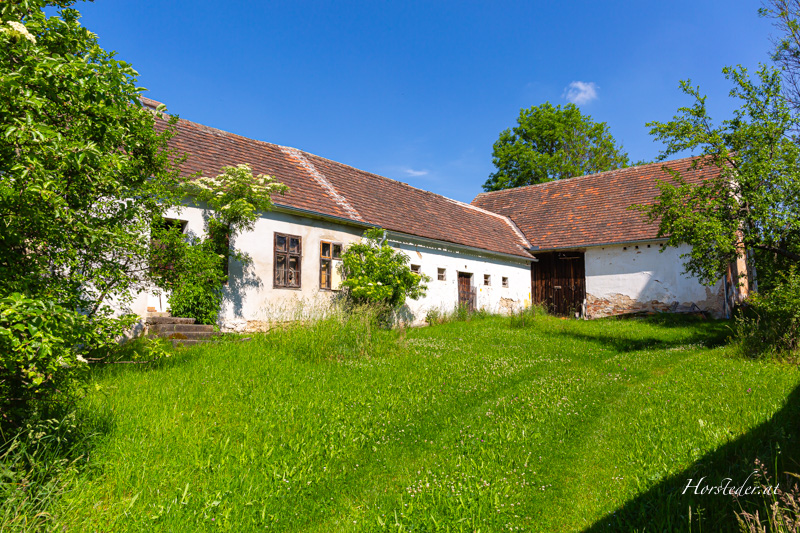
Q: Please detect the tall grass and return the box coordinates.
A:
[2,311,799,531]
[265,302,397,362]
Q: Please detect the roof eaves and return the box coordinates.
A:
[387,230,535,262]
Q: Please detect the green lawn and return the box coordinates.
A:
[40,314,800,531]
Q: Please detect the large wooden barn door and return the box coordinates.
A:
[532,252,586,316]
[457,272,476,311]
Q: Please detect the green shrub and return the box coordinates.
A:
[168,243,224,326]
[340,228,429,314]
[735,268,800,358]
[0,294,136,427]
[149,225,225,325]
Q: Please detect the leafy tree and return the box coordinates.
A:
[641,65,800,288]
[0,1,181,423]
[761,0,800,112]
[340,228,429,310]
[483,102,630,191]
[182,163,289,264]
[0,1,182,313]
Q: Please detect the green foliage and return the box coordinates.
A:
[151,164,288,324]
[183,163,288,235]
[0,293,136,427]
[340,228,429,310]
[268,303,391,363]
[0,413,91,532]
[483,102,630,191]
[149,224,225,326]
[0,2,182,314]
[508,303,548,328]
[736,268,800,358]
[761,0,800,112]
[641,64,800,287]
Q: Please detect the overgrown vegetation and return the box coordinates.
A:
[2,313,797,532]
[150,164,288,324]
[0,0,182,431]
[149,223,226,325]
[637,1,800,360]
[340,228,429,320]
[736,268,800,358]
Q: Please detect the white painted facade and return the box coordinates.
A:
[131,203,534,330]
[583,242,725,317]
[388,236,532,323]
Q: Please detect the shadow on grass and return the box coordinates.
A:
[582,381,800,532]
[552,315,732,353]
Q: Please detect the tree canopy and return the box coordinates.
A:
[483,102,630,191]
[0,0,182,314]
[641,65,800,287]
[0,0,186,422]
[761,0,800,112]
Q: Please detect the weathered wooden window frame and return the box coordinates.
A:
[319,240,342,291]
[437,267,446,281]
[274,232,302,289]
[502,276,509,288]
[411,264,421,274]
[484,274,491,286]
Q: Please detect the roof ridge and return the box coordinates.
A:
[302,151,511,216]
[278,147,364,222]
[472,156,701,201]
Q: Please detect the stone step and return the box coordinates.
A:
[171,339,205,348]
[159,330,216,341]
[150,323,215,334]
[146,316,196,325]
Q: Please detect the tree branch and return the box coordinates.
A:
[753,243,800,262]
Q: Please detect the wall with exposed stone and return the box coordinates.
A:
[584,243,726,318]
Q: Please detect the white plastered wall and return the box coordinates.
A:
[584,242,725,317]
[131,204,534,330]
[388,237,532,324]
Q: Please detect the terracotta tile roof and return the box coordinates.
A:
[161,117,533,259]
[471,157,714,251]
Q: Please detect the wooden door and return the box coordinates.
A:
[457,272,476,311]
[532,252,585,316]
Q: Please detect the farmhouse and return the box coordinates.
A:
[472,160,748,319]
[131,101,745,329]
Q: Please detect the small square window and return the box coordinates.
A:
[484,274,491,286]
[437,268,446,281]
[411,264,421,274]
[502,276,509,288]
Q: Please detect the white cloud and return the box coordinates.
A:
[563,81,598,105]
[403,168,429,177]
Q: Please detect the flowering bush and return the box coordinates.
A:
[340,228,429,312]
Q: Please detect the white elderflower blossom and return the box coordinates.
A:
[6,21,36,43]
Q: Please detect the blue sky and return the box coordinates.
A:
[71,1,774,203]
